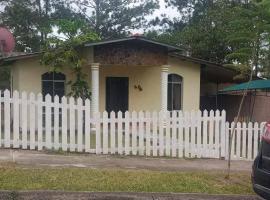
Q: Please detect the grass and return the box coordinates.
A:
[0,164,253,195]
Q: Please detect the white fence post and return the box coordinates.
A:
[61,96,68,151]
[21,92,28,149]
[124,111,130,155]
[110,111,116,154]
[37,93,43,150]
[29,93,36,150]
[77,97,83,152]
[4,90,10,148]
[177,111,183,158]
[95,112,101,154]
[117,111,123,155]
[220,110,226,158]
[131,111,137,155]
[145,111,151,156]
[69,97,75,152]
[54,95,60,151]
[45,94,52,150]
[85,99,91,153]
[13,91,20,148]
[103,111,108,154]
[138,111,144,156]
[152,111,158,157]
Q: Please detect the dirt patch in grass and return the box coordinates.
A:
[0,164,253,195]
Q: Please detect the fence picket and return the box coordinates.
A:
[77,98,83,152]
[242,122,247,159]
[220,110,226,158]
[253,122,259,159]
[139,111,144,156]
[13,91,20,148]
[171,111,177,157]
[225,122,230,160]
[178,111,184,158]
[37,93,43,150]
[247,122,253,161]
[69,97,75,152]
[103,111,108,154]
[184,111,190,158]
[165,112,171,157]
[152,111,158,157]
[158,111,164,157]
[21,92,28,149]
[190,111,195,158]
[95,112,101,154]
[202,110,208,157]
[145,111,151,156]
[132,111,137,155]
[231,122,236,159]
[29,93,35,150]
[214,110,220,158]
[209,110,214,157]
[110,111,116,154]
[4,90,10,148]
[124,111,130,155]
[117,111,123,155]
[196,111,202,158]
[236,122,241,159]
[85,99,91,152]
[61,96,68,151]
[54,96,60,150]
[45,94,52,149]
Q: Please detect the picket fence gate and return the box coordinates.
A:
[0,90,265,161]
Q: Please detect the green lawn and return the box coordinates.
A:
[0,165,253,194]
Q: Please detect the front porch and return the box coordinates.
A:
[90,63,170,114]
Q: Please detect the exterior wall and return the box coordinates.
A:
[99,65,161,112]
[9,47,201,112]
[168,57,201,111]
[10,47,94,95]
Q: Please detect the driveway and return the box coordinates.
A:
[0,149,253,172]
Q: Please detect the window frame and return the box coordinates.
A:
[41,72,66,98]
[167,73,183,111]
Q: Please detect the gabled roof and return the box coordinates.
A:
[84,36,183,52]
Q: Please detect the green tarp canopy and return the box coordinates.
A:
[220,80,270,93]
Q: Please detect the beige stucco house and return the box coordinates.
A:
[0,36,236,113]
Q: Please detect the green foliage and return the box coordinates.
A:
[157,0,270,80]
[73,0,159,39]
[41,19,100,99]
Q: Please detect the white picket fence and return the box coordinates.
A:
[226,122,265,161]
[0,90,265,161]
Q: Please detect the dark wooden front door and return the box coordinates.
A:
[106,77,129,113]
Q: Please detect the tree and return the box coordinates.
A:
[41,19,100,99]
[73,0,159,39]
[0,0,80,52]
[157,0,270,79]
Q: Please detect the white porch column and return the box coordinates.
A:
[161,65,169,112]
[91,63,100,115]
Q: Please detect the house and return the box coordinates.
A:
[0,36,236,114]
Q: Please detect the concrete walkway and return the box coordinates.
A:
[0,191,262,200]
[0,149,253,172]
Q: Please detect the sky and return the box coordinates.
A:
[155,0,178,19]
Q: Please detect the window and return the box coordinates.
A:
[42,72,66,98]
[168,74,183,111]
